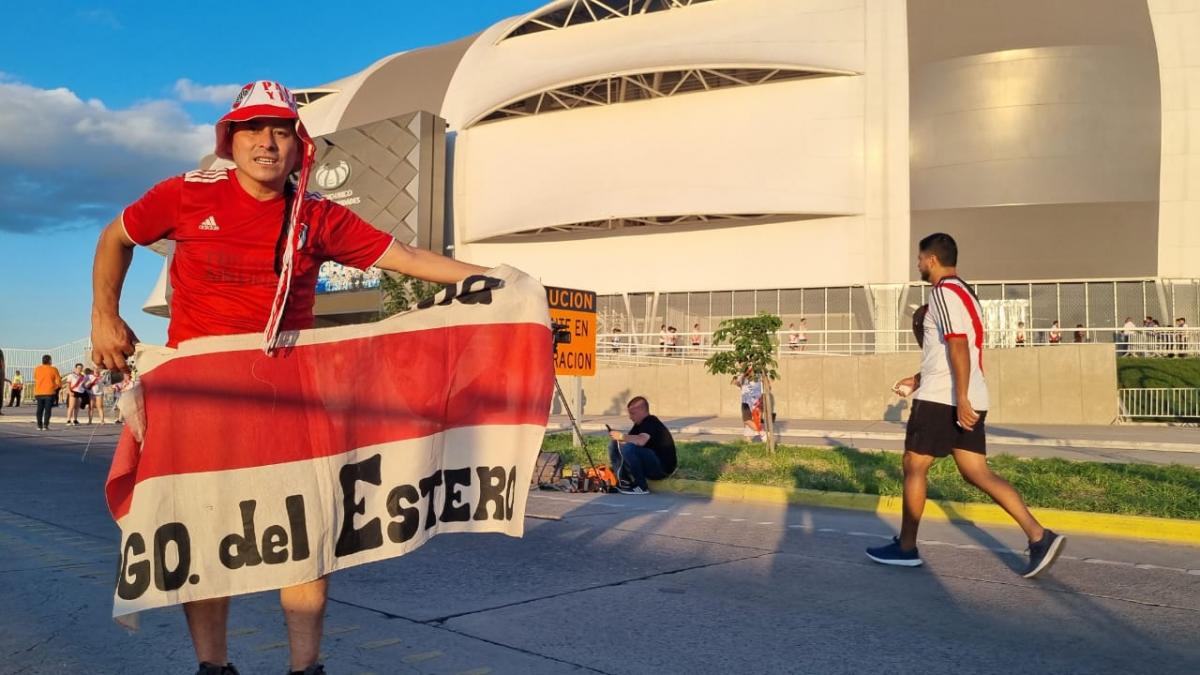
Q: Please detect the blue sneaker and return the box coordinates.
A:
[866,537,923,567]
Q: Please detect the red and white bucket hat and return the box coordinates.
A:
[213,80,313,161]
[215,81,318,354]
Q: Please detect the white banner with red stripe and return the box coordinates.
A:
[106,266,554,619]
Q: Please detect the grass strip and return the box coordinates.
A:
[543,433,1200,520]
[1117,356,1200,388]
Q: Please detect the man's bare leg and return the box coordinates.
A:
[66,396,77,422]
[898,451,935,550]
[952,449,1044,542]
[184,596,230,666]
[281,576,328,672]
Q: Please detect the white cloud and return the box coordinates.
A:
[0,78,212,233]
[174,78,241,105]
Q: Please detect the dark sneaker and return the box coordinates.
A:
[866,537,923,567]
[1022,530,1066,578]
[617,486,649,495]
[288,665,325,675]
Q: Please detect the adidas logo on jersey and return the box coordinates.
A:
[198,216,220,231]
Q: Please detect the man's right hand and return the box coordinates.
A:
[91,313,139,373]
[892,375,918,398]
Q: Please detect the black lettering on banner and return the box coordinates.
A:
[153,522,191,592]
[261,526,289,564]
[455,275,503,306]
[474,466,508,521]
[505,466,518,519]
[417,275,503,309]
[286,494,310,561]
[418,471,444,530]
[441,468,472,523]
[385,484,420,544]
[116,532,150,600]
[335,454,384,557]
[219,501,264,569]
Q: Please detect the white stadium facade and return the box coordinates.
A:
[147,0,1200,350]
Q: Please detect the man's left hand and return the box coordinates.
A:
[956,398,979,431]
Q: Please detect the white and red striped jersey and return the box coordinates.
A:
[916,276,989,410]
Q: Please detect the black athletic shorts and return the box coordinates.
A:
[740,402,753,422]
[905,399,987,457]
[72,391,90,406]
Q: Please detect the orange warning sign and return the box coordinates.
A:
[547,286,597,376]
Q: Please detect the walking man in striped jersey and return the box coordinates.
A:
[867,232,1066,578]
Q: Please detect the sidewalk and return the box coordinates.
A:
[6,404,1192,465]
[549,414,1200,466]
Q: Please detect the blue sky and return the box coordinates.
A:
[0,0,544,348]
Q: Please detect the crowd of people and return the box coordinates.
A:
[606,318,811,356]
[1118,316,1192,356]
[1,355,127,429]
[315,261,382,293]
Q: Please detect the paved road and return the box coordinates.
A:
[1,422,1198,674]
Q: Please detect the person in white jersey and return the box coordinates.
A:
[867,233,1065,578]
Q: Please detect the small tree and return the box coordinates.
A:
[704,313,783,452]
[378,272,444,318]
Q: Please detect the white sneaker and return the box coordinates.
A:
[617,486,649,495]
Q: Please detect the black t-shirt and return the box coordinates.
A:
[629,414,677,474]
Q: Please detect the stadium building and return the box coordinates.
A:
[147,0,1200,349]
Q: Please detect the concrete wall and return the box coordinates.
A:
[573,344,1118,425]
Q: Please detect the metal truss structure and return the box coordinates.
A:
[505,0,716,39]
[294,90,337,107]
[477,67,836,124]
[491,213,784,240]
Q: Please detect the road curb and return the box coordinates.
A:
[649,478,1200,546]
[551,422,1200,454]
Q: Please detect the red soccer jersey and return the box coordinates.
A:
[122,168,393,348]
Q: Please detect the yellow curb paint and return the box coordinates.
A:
[651,478,1200,546]
[403,651,444,664]
[359,638,403,650]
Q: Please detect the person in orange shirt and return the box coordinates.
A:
[33,354,62,431]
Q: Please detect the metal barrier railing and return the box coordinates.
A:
[597,327,1200,363]
[1118,388,1200,421]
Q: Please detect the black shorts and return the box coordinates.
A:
[905,399,987,457]
[740,402,753,422]
[73,391,90,407]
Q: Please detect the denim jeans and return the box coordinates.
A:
[35,395,54,428]
[607,440,665,490]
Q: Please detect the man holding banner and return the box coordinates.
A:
[90,81,495,675]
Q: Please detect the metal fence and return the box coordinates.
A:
[598,327,1200,362]
[1118,388,1200,422]
[597,278,1200,353]
[2,338,92,381]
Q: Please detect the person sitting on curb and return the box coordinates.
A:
[607,396,677,495]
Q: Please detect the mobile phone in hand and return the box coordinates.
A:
[604,423,612,432]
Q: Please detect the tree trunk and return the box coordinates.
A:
[763,376,776,453]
